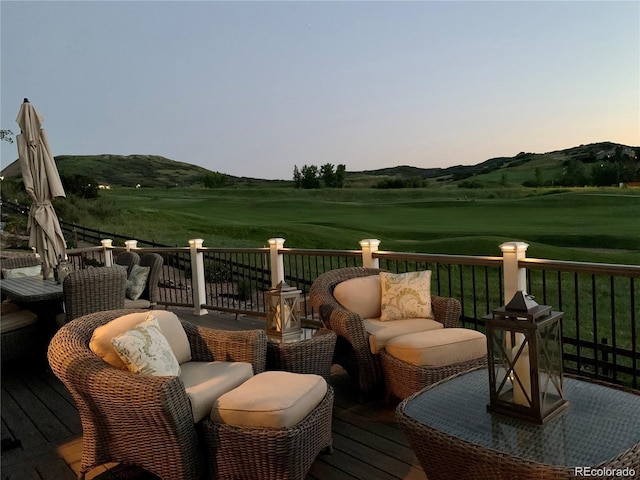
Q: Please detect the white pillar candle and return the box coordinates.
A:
[512,344,531,406]
[275,304,291,331]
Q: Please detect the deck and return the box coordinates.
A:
[1,307,426,480]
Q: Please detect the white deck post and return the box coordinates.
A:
[124,240,138,251]
[189,238,208,316]
[360,239,381,268]
[101,239,113,267]
[268,238,286,288]
[500,241,529,303]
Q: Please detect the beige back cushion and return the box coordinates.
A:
[2,265,42,278]
[333,275,381,319]
[90,310,192,369]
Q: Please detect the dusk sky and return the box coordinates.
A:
[1,1,638,180]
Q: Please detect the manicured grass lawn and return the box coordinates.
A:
[95,186,640,264]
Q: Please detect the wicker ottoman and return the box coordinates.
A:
[1,308,39,361]
[380,328,487,400]
[203,371,334,480]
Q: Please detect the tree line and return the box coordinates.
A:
[293,164,346,188]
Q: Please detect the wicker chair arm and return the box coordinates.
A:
[181,322,268,374]
[75,355,188,409]
[139,253,163,306]
[432,295,462,328]
[323,305,370,349]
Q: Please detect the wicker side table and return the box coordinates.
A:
[266,329,337,379]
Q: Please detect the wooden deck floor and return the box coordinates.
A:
[1,307,426,480]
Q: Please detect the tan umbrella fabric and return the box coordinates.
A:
[16,99,67,279]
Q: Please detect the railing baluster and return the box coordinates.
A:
[575,273,582,374]
[631,277,638,389]
[610,276,617,382]
[591,274,599,377]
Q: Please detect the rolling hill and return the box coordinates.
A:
[1,142,637,188]
[360,142,638,181]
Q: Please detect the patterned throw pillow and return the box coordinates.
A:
[379,270,433,322]
[111,316,180,376]
[126,264,150,300]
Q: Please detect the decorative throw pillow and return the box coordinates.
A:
[90,311,191,369]
[111,316,180,376]
[379,270,433,322]
[2,265,42,278]
[126,264,150,300]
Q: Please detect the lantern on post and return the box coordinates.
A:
[265,280,302,343]
[486,291,568,424]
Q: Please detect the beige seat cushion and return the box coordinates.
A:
[180,361,254,422]
[90,310,191,369]
[386,328,487,367]
[210,371,327,429]
[124,298,152,309]
[0,309,38,333]
[364,317,443,353]
[333,275,381,319]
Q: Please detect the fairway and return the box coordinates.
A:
[96,187,640,264]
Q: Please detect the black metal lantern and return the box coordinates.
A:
[266,280,302,343]
[486,291,568,424]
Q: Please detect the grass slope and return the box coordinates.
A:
[91,186,640,265]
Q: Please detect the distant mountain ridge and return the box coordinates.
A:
[1,141,637,187]
[361,142,638,181]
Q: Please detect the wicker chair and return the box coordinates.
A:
[124,253,164,309]
[1,256,43,361]
[47,308,268,480]
[309,267,462,398]
[60,267,127,324]
[114,251,140,276]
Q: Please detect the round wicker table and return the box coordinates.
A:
[266,328,337,379]
[397,367,640,480]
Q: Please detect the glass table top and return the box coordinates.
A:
[403,368,640,467]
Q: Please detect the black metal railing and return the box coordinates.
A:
[8,211,638,388]
[522,258,639,388]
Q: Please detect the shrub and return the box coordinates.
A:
[204,260,231,283]
[458,180,484,189]
[236,278,254,301]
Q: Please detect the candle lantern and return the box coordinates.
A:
[266,280,302,343]
[486,291,568,424]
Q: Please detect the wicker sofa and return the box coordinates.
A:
[309,267,464,398]
[47,308,267,480]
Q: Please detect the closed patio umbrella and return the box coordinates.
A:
[15,98,67,279]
